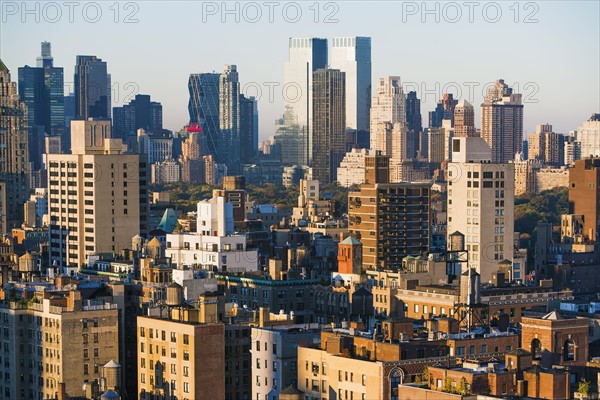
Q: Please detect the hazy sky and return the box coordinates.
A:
[2,1,599,141]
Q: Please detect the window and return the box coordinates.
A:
[564,339,575,361]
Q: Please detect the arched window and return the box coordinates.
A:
[390,369,404,400]
[564,339,575,361]
[531,338,542,359]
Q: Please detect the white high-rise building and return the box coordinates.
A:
[283,38,328,164]
[447,137,515,282]
[576,114,600,158]
[370,76,407,180]
[166,196,257,273]
[330,36,372,145]
[370,76,405,144]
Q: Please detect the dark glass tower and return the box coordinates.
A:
[188,73,220,161]
[18,42,64,169]
[312,68,346,184]
[406,91,422,158]
[429,102,445,128]
[113,94,163,138]
[74,55,111,119]
[240,94,258,165]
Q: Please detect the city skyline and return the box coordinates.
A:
[3,1,598,140]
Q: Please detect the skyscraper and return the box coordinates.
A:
[312,68,346,184]
[284,37,328,164]
[447,137,515,281]
[441,93,458,122]
[370,77,407,181]
[63,92,75,152]
[481,79,524,162]
[370,76,405,145]
[74,55,111,119]
[0,60,29,234]
[330,36,372,148]
[405,91,422,158]
[112,94,163,139]
[18,42,64,169]
[219,65,241,174]
[188,73,221,161]
[429,102,445,128]
[454,99,476,137]
[405,91,422,134]
[239,94,258,164]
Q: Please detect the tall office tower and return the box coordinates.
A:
[429,102,445,128]
[312,68,346,184]
[447,137,515,282]
[19,42,64,170]
[137,315,225,400]
[454,99,476,137]
[219,65,241,174]
[284,37,328,164]
[240,94,258,164]
[0,60,29,235]
[405,91,422,133]
[74,55,111,119]
[481,79,524,162]
[63,92,75,152]
[348,154,431,271]
[112,94,163,138]
[274,108,306,165]
[18,42,64,170]
[188,73,221,161]
[330,36,372,148]
[564,132,581,165]
[47,119,148,270]
[527,124,565,167]
[441,93,458,121]
[576,114,600,158]
[427,127,445,163]
[568,158,600,242]
[370,76,405,144]
[406,91,422,157]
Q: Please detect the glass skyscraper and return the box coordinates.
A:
[18,42,64,169]
[330,36,372,149]
[284,37,328,165]
[74,55,111,119]
[113,94,163,138]
[188,72,221,160]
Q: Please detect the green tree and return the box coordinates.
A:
[577,378,590,397]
